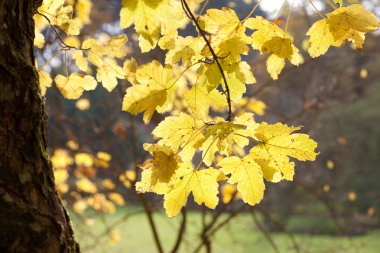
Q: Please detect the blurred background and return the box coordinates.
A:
[36,0,380,252]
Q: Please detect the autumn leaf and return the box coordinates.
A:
[201,113,256,166]
[199,8,251,63]
[152,113,205,161]
[136,144,180,194]
[250,122,318,181]
[122,60,176,123]
[38,69,52,96]
[185,85,227,120]
[218,155,265,206]
[244,16,303,79]
[54,73,97,99]
[307,4,380,57]
[164,164,220,217]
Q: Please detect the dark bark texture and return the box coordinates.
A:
[0,1,79,252]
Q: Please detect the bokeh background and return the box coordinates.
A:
[36,0,380,252]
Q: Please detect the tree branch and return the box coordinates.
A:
[181,0,233,121]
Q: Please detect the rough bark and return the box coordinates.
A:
[0,1,80,252]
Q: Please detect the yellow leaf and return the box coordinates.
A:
[326,160,335,170]
[123,57,138,85]
[34,29,45,48]
[97,152,112,162]
[164,36,205,67]
[266,54,285,80]
[221,184,237,204]
[108,193,125,206]
[51,149,73,169]
[120,0,164,52]
[306,19,334,58]
[244,16,303,79]
[136,144,180,194]
[122,61,176,123]
[61,18,80,35]
[38,69,52,96]
[152,113,205,161]
[199,61,256,101]
[360,68,368,79]
[218,156,265,206]
[75,98,90,110]
[307,4,380,57]
[164,164,220,217]
[66,140,79,150]
[102,179,116,190]
[75,153,94,167]
[108,230,121,246]
[95,58,125,92]
[54,73,97,99]
[76,178,97,193]
[262,36,293,58]
[185,85,227,120]
[199,8,251,63]
[235,98,266,116]
[72,51,88,72]
[72,0,92,25]
[201,114,256,166]
[250,122,318,181]
[73,199,88,213]
[348,191,357,201]
[64,36,81,48]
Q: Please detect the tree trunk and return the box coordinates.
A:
[0,1,79,252]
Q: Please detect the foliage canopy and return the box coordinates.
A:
[34,0,379,217]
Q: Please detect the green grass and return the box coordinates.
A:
[70,208,380,253]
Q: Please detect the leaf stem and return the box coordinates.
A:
[307,0,326,18]
[242,0,264,22]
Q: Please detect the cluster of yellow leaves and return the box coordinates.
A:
[35,1,380,219]
[120,0,199,52]
[307,4,380,57]
[136,112,318,217]
[50,147,126,214]
[34,0,93,48]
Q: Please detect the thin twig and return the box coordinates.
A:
[181,0,233,121]
[36,11,80,50]
[170,209,187,253]
[252,210,280,253]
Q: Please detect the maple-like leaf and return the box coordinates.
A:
[185,85,227,120]
[136,144,180,194]
[199,8,251,63]
[250,122,318,181]
[163,36,205,67]
[95,58,125,92]
[201,113,256,166]
[198,61,256,101]
[122,60,176,123]
[152,113,205,161]
[244,16,303,80]
[307,4,380,58]
[120,0,190,52]
[38,69,52,96]
[218,156,265,206]
[164,164,220,217]
[54,73,97,99]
